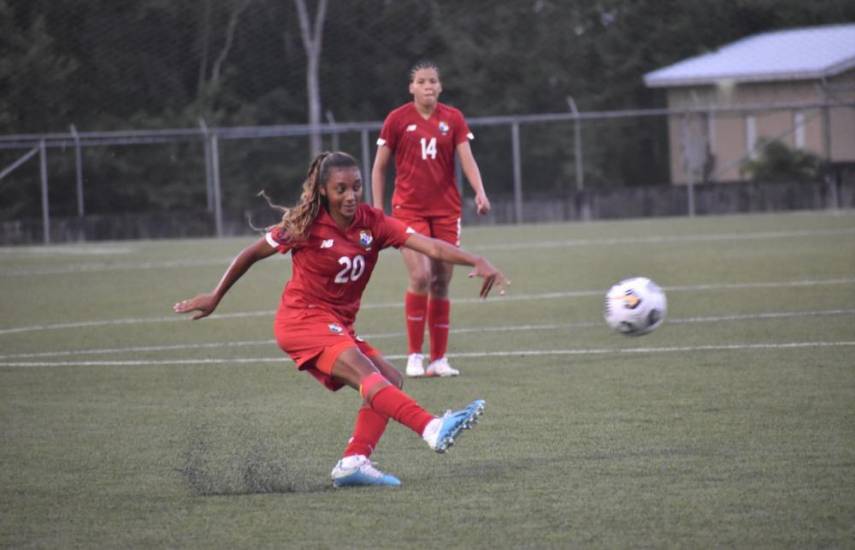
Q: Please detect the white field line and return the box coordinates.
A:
[2,277,854,337]
[2,340,854,368]
[1,308,853,361]
[2,226,853,277]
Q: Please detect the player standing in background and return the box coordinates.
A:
[372,60,491,378]
[174,152,506,488]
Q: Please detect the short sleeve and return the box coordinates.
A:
[453,109,473,146]
[265,226,294,254]
[377,111,399,152]
[372,210,412,249]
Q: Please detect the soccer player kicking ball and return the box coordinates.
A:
[174,152,507,488]
[372,60,491,378]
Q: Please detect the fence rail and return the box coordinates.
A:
[1,100,852,244]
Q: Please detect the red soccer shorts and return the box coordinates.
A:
[274,307,380,391]
[393,207,461,247]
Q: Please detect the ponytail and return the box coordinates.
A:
[263,151,358,241]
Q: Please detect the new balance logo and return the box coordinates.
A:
[406,124,417,132]
[320,239,334,248]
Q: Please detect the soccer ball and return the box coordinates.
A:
[604,277,667,336]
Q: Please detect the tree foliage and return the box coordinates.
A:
[741,139,824,183]
[1,0,852,218]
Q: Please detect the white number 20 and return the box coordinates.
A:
[334,255,366,283]
[420,137,437,160]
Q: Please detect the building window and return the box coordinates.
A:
[794,111,806,149]
[746,115,757,159]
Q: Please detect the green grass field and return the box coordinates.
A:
[2,211,854,548]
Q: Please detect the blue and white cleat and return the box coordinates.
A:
[331,455,401,488]
[423,399,486,453]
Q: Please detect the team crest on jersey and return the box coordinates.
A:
[328,323,344,334]
[359,230,373,248]
[438,121,449,135]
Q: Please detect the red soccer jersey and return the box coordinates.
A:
[377,102,473,217]
[265,204,411,325]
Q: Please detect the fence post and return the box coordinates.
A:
[511,122,523,224]
[39,140,50,244]
[360,129,372,206]
[326,111,340,152]
[210,133,223,237]
[70,125,85,217]
[567,97,584,192]
[199,119,214,212]
[687,180,695,217]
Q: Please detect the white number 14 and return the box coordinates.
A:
[420,137,437,160]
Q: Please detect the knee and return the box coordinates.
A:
[359,371,391,401]
[429,273,451,297]
[388,368,404,389]
[409,271,430,293]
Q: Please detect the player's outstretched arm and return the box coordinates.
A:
[403,233,508,299]
[173,237,277,320]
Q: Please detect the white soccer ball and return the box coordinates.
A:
[604,276,667,336]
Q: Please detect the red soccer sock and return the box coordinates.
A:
[405,291,428,354]
[428,297,451,361]
[342,405,389,458]
[368,384,433,436]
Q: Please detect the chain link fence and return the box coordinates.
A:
[1,100,853,244]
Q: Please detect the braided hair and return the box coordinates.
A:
[409,59,440,82]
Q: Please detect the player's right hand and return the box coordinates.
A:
[173,293,219,320]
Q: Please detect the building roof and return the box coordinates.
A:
[644,23,855,88]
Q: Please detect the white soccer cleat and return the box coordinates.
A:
[405,353,425,377]
[426,357,460,377]
[331,455,401,488]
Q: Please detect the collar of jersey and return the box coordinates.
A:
[316,204,364,232]
[410,101,444,121]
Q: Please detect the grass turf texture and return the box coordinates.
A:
[1,211,854,548]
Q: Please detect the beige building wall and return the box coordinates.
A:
[830,105,855,161]
[662,68,855,184]
[711,114,747,181]
[828,71,855,161]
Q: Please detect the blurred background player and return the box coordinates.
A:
[372,60,491,378]
[174,151,505,488]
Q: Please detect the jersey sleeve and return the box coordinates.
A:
[376,110,399,152]
[453,108,473,146]
[265,226,295,254]
[372,209,412,249]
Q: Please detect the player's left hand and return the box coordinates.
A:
[475,192,491,216]
[468,257,508,299]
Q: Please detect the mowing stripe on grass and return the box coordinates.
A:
[0,256,242,277]
[1,277,854,336]
[2,308,853,360]
[475,227,855,251]
[1,340,853,368]
[3,226,853,277]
